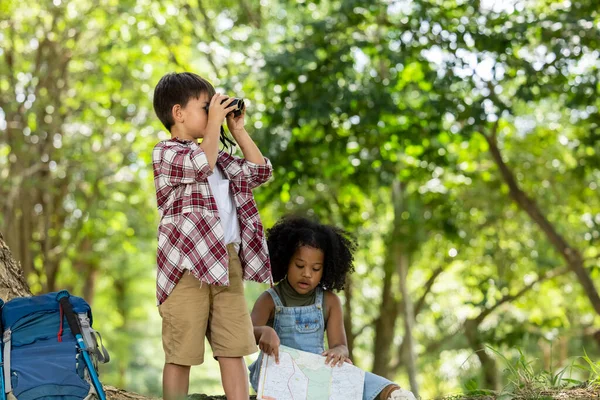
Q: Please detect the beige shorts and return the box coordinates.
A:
[158,244,257,365]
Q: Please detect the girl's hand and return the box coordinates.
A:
[259,327,281,364]
[322,347,351,367]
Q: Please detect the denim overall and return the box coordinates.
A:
[249,287,393,400]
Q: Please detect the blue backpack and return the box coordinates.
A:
[0,292,109,400]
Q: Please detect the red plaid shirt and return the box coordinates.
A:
[153,137,273,305]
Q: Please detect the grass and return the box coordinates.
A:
[439,346,600,400]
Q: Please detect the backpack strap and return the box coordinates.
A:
[315,287,324,310]
[78,314,110,364]
[266,287,284,308]
[91,329,110,363]
[3,329,11,394]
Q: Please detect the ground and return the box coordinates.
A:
[105,386,600,400]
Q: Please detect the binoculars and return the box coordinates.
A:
[221,97,245,117]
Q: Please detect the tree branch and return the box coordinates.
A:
[393,265,570,371]
[413,266,445,317]
[390,265,446,371]
[352,322,372,339]
[184,1,232,78]
[474,266,569,325]
[482,124,600,315]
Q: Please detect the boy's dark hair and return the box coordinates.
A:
[153,72,216,131]
[266,216,356,291]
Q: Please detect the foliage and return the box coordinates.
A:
[1,0,599,398]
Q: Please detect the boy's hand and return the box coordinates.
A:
[259,327,281,364]
[322,347,352,367]
[207,93,239,127]
[226,106,246,137]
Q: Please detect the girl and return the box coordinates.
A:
[249,216,417,400]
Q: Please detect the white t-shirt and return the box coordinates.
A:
[207,166,241,250]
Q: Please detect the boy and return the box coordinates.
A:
[152,72,273,400]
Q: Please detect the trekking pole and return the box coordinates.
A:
[0,299,6,400]
[56,291,106,400]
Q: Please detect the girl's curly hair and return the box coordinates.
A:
[266,216,356,291]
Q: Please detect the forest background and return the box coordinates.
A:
[1,0,599,398]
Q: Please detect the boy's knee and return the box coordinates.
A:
[216,355,245,364]
[164,363,191,373]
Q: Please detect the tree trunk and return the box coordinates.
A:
[343,275,355,360]
[372,253,398,377]
[484,132,600,316]
[464,319,500,391]
[392,181,419,398]
[83,265,99,307]
[394,181,419,397]
[0,232,32,301]
[114,279,129,389]
[398,249,419,396]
